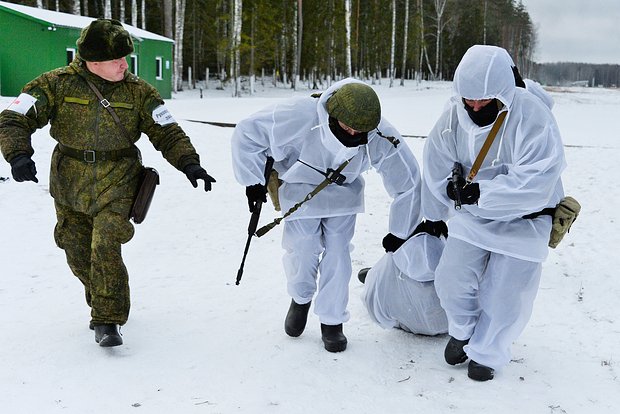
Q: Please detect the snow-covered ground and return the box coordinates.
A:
[1,80,618,413]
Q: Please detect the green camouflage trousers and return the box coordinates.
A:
[54,201,135,325]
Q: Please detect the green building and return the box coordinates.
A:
[0,1,174,98]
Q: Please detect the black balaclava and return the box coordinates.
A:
[329,116,369,147]
[463,98,501,127]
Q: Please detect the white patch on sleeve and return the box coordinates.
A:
[6,93,37,115]
[152,105,177,126]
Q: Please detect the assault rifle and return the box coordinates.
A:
[451,162,464,210]
[235,156,274,285]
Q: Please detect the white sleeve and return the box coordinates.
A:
[421,108,457,221]
[368,118,422,239]
[231,99,309,186]
[231,108,274,186]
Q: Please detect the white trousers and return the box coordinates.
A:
[435,237,542,370]
[282,215,356,325]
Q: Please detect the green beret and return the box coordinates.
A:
[327,83,381,132]
[77,19,134,62]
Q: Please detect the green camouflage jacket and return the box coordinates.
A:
[0,60,200,216]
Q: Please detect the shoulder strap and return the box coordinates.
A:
[255,157,352,237]
[467,110,507,182]
[84,78,134,147]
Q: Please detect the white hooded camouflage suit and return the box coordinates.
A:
[422,45,566,371]
[232,78,422,326]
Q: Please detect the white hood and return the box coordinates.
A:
[453,45,516,108]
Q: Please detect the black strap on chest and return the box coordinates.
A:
[255,157,353,237]
[296,159,347,185]
[84,78,134,147]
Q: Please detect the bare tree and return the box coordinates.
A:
[174,0,187,91]
[400,0,409,86]
[279,0,289,85]
[432,0,448,80]
[163,0,173,38]
[292,0,302,90]
[141,0,146,29]
[344,0,352,78]
[131,0,137,27]
[70,0,79,15]
[119,0,126,23]
[104,0,111,18]
[418,0,434,80]
[389,0,396,87]
[215,0,229,86]
[232,0,243,97]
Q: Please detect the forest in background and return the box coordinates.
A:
[532,62,620,88]
[6,0,619,90]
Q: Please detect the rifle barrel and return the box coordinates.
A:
[235,156,274,285]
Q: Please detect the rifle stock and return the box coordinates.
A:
[235,156,275,285]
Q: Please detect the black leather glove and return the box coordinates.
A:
[183,164,216,191]
[412,220,448,239]
[10,155,38,183]
[382,233,407,253]
[446,176,480,205]
[246,183,267,212]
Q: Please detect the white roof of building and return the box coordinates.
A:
[0,1,173,43]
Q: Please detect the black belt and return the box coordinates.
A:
[57,143,139,163]
[523,207,555,220]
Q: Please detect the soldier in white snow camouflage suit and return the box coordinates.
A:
[232,78,422,353]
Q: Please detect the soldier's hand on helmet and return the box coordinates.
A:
[382,232,407,253]
[183,164,216,191]
[10,155,38,183]
[446,177,480,205]
[245,183,267,213]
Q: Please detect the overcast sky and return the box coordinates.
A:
[520,0,620,64]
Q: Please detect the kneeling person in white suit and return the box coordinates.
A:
[360,220,449,336]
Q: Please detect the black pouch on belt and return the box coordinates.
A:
[130,167,160,224]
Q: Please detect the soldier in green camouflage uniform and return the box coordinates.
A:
[0,19,216,347]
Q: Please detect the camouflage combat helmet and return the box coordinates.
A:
[327,83,381,132]
[77,19,134,62]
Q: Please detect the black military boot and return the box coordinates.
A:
[468,360,494,381]
[321,323,347,352]
[284,299,312,337]
[444,336,469,365]
[94,324,123,347]
[357,268,370,284]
